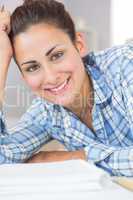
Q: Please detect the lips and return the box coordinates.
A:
[44,77,70,94]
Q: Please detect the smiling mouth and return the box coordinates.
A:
[44,77,70,94]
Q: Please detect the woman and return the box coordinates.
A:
[0,0,133,177]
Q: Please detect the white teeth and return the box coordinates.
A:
[50,80,68,92]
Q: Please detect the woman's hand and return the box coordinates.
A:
[0,6,13,103]
[26,150,86,163]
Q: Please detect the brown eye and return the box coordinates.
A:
[26,65,40,72]
[51,51,64,61]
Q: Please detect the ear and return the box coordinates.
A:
[75,32,88,57]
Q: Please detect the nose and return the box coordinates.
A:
[42,65,59,86]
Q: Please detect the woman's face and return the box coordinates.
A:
[13,23,88,108]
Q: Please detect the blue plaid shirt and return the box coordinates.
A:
[0,43,133,176]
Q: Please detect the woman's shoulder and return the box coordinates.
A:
[85,43,133,93]
[94,42,133,64]
[93,42,133,72]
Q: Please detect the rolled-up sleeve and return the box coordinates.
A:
[0,98,52,164]
[84,143,133,177]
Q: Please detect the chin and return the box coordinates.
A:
[45,94,75,107]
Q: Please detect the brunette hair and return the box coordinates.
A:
[9,0,76,43]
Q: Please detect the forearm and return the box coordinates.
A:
[0,8,13,105]
[0,61,10,105]
[52,150,86,161]
[0,61,11,132]
[26,150,86,163]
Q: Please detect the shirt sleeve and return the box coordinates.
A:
[84,143,133,177]
[84,42,133,177]
[0,98,52,164]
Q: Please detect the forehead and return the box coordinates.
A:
[14,23,71,47]
[13,23,72,60]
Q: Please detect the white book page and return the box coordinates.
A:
[0,159,133,200]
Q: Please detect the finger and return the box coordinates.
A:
[0,5,10,17]
[0,5,4,12]
[0,24,6,31]
[0,10,10,17]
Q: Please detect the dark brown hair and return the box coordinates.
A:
[9,0,76,43]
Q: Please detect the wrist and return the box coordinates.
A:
[70,150,86,160]
[0,56,11,69]
[0,61,10,85]
[0,63,9,104]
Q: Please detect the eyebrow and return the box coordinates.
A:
[21,60,36,66]
[21,44,61,66]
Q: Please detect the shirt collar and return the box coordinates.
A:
[83,52,112,105]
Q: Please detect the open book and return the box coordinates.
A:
[0,159,133,200]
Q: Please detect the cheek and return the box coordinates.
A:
[65,52,84,73]
[24,77,41,91]
[66,59,84,77]
[61,57,81,73]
